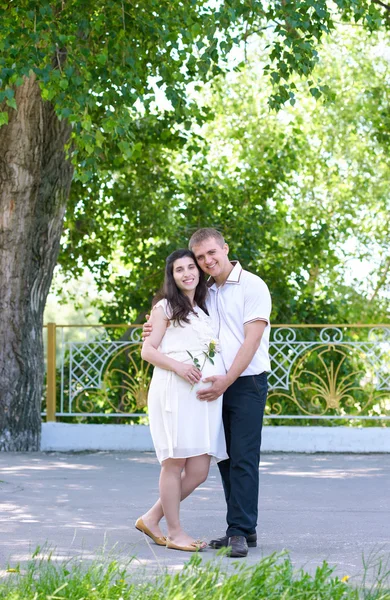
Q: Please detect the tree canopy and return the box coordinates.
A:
[56,25,390,325]
[2,0,389,163]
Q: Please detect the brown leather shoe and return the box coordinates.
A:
[209,533,257,549]
[227,536,248,557]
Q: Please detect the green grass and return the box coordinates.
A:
[1,549,389,600]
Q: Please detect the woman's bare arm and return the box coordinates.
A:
[141,307,201,384]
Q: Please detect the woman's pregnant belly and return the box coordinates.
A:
[195,352,226,393]
[148,352,225,394]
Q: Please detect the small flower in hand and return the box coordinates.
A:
[187,340,219,390]
[203,339,217,365]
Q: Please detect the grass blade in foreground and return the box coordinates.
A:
[1,550,389,599]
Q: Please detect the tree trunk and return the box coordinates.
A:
[0,75,73,451]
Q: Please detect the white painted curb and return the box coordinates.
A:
[41,423,390,453]
[261,426,390,453]
[41,423,153,452]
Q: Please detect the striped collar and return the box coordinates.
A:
[208,261,243,289]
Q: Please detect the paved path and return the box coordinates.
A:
[0,452,389,582]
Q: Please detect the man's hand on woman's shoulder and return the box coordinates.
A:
[142,314,152,340]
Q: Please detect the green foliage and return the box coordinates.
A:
[0,0,225,171]
[2,550,390,599]
[1,0,388,162]
[57,27,390,325]
[2,2,388,325]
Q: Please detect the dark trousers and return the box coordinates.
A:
[218,372,268,538]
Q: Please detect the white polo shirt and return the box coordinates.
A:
[206,261,271,376]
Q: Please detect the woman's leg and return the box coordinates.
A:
[158,457,185,542]
[141,454,211,537]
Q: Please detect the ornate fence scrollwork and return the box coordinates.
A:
[74,344,152,414]
[48,324,389,423]
[267,326,390,422]
[64,325,149,418]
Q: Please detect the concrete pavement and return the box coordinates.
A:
[0,452,389,582]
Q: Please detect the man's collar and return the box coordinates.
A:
[226,261,242,283]
[208,261,243,289]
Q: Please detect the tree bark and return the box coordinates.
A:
[0,75,73,451]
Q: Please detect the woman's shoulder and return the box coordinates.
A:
[152,298,172,320]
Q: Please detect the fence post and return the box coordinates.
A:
[46,322,57,422]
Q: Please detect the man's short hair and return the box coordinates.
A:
[189,228,225,250]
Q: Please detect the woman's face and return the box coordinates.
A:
[172,256,200,293]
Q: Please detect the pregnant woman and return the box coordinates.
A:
[136,249,227,552]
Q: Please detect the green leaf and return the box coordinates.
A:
[118,140,132,158]
[309,87,321,98]
[81,115,92,131]
[97,53,108,65]
[191,23,201,37]
[0,112,9,126]
[41,88,56,101]
[95,130,105,148]
[132,142,143,159]
[6,98,17,110]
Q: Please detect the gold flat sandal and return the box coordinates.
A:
[135,517,167,546]
[166,538,206,552]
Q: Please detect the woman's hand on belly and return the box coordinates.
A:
[175,361,202,385]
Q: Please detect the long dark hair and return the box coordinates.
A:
[152,249,209,325]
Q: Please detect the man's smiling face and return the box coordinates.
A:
[191,236,231,283]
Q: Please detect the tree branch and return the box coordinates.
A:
[369,256,390,303]
[372,0,390,12]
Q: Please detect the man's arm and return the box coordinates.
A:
[196,320,267,402]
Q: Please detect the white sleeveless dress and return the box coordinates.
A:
[147,299,228,463]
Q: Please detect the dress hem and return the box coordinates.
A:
[157,450,228,464]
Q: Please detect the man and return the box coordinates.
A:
[144,228,271,557]
[189,228,271,558]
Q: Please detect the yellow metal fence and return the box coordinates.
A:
[43,323,390,424]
